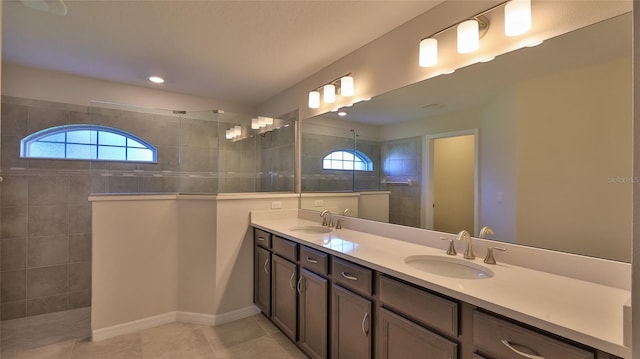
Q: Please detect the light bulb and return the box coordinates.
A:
[457,19,479,54]
[308,90,320,108]
[419,38,438,67]
[324,84,336,103]
[340,76,354,96]
[505,0,531,37]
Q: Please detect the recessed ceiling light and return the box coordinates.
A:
[149,76,165,84]
[338,111,347,117]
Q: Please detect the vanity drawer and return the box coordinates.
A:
[272,235,297,262]
[331,257,372,296]
[254,228,271,249]
[379,275,458,338]
[473,311,594,359]
[300,245,328,276]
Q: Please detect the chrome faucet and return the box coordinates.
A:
[320,210,333,227]
[479,226,494,239]
[456,230,475,260]
[343,208,351,216]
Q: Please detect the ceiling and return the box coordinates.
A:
[2,0,442,107]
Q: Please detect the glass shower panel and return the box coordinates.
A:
[178,110,220,194]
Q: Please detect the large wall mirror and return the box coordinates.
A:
[301,12,632,263]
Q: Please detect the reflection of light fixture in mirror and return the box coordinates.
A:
[341,76,354,96]
[308,90,320,108]
[251,118,260,129]
[338,112,347,117]
[457,20,479,53]
[419,38,438,67]
[225,129,233,139]
[505,0,531,37]
[324,84,336,103]
[233,125,241,137]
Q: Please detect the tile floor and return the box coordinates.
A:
[1,309,308,359]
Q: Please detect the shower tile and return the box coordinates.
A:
[26,294,68,316]
[27,107,69,134]
[69,205,91,235]
[105,176,139,194]
[28,205,68,238]
[1,176,28,207]
[69,233,91,263]
[27,236,69,268]
[27,265,68,298]
[68,110,91,125]
[1,103,28,137]
[1,238,27,271]
[28,176,70,206]
[1,300,26,320]
[1,206,27,239]
[1,136,29,169]
[69,290,91,309]
[2,270,26,302]
[68,176,91,204]
[68,262,91,292]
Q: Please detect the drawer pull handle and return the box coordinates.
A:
[361,311,369,336]
[297,277,303,295]
[289,272,296,291]
[306,257,318,264]
[257,236,266,241]
[341,272,358,281]
[501,339,545,359]
[264,258,270,274]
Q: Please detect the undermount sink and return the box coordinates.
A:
[405,255,494,280]
[290,226,332,234]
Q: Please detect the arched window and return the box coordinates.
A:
[322,149,373,171]
[21,124,157,162]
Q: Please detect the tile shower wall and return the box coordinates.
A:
[380,137,422,227]
[301,132,381,192]
[0,96,218,320]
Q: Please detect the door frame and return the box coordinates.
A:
[421,129,479,235]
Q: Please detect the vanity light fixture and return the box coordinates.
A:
[505,0,531,37]
[308,90,320,109]
[457,19,480,53]
[419,38,438,67]
[307,73,354,108]
[251,118,260,130]
[324,84,336,103]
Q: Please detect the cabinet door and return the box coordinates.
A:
[332,284,372,359]
[254,246,271,316]
[377,307,457,359]
[271,254,298,341]
[299,269,328,359]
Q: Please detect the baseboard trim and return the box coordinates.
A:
[91,312,176,342]
[91,305,261,342]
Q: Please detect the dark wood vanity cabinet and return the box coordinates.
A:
[332,284,372,359]
[252,227,623,359]
[298,268,328,359]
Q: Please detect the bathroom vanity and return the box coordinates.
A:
[251,210,629,359]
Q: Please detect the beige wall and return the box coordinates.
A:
[516,56,632,261]
[299,194,360,219]
[358,192,389,223]
[2,63,254,114]
[91,198,178,329]
[632,3,639,357]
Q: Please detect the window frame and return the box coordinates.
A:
[20,124,158,163]
[321,149,373,172]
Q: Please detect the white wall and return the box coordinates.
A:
[2,63,254,114]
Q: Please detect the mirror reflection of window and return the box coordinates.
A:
[322,150,373,171]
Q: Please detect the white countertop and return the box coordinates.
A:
[251,215,631,358]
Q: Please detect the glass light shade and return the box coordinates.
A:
[324,84,336,103]
[505,0,531,37]
[258,116,267,128]
[308,90,320,108]
[251,118,260,130]
[457,20,479,54]
[265,117,274,125]
[419,38,438,67]
[233,125,241,137]
[340,76,354,96]
[225,129,232,139]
